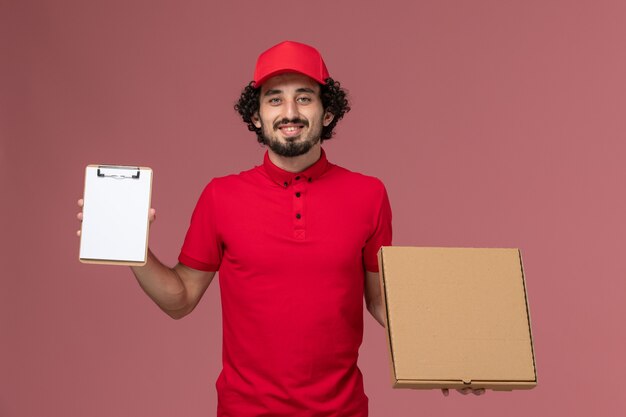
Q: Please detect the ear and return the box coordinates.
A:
[323,111,334,127]
[252,112,261,129]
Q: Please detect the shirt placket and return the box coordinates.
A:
[291,175,308,240]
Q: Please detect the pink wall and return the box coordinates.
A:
[2,1,625,416]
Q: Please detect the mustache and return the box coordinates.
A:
[273,118,309,130]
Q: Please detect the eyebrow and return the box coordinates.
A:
[263,87,317,96]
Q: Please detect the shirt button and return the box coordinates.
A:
[295,176,300,180]
[295,192,301,197]
[307,178,312,183]
[296,213,301,219]
[283,181,288,187]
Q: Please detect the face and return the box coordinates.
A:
[253,73,334,157]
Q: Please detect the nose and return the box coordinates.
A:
[283,99,299,120]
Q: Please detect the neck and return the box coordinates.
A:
[267,143,322,173]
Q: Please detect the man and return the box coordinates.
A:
[77,41,479,417]
[182,41,391,416]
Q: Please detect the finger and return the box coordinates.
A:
[76,229,81,237]
[458,388,471,395]
[473,388,486,396]
[441,388,449,397]
[149,208,156,223]
[77,212,83,221]
[78,199,84,207]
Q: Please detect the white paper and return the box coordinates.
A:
[79,166,152,263]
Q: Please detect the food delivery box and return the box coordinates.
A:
[377,246,537,391]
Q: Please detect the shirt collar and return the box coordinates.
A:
[262,147,331,187]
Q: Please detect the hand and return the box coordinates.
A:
[76,198,156,237]
[441,388,486,397]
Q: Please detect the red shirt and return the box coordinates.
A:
[179,148,392,417]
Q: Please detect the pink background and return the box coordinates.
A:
[2,0,625,416]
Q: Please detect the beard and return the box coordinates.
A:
[259,117,323,157]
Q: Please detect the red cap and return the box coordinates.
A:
[253,41,330,87]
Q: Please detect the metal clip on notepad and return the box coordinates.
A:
[97,165,141,179]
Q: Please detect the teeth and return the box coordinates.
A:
[283,126,300,132]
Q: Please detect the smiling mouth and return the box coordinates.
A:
[278,124,305,137]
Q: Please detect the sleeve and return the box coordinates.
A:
[178,180,223,271]
[362,180,393,272]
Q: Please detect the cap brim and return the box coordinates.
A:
[254,69,327,88]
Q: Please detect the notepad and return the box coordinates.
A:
[79,165,153,265]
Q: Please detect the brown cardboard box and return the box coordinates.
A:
[377,246,537,391]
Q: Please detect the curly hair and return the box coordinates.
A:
[234,77,350,143]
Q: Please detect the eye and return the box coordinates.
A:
[297,96,312,104]
[268,97,281,105]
